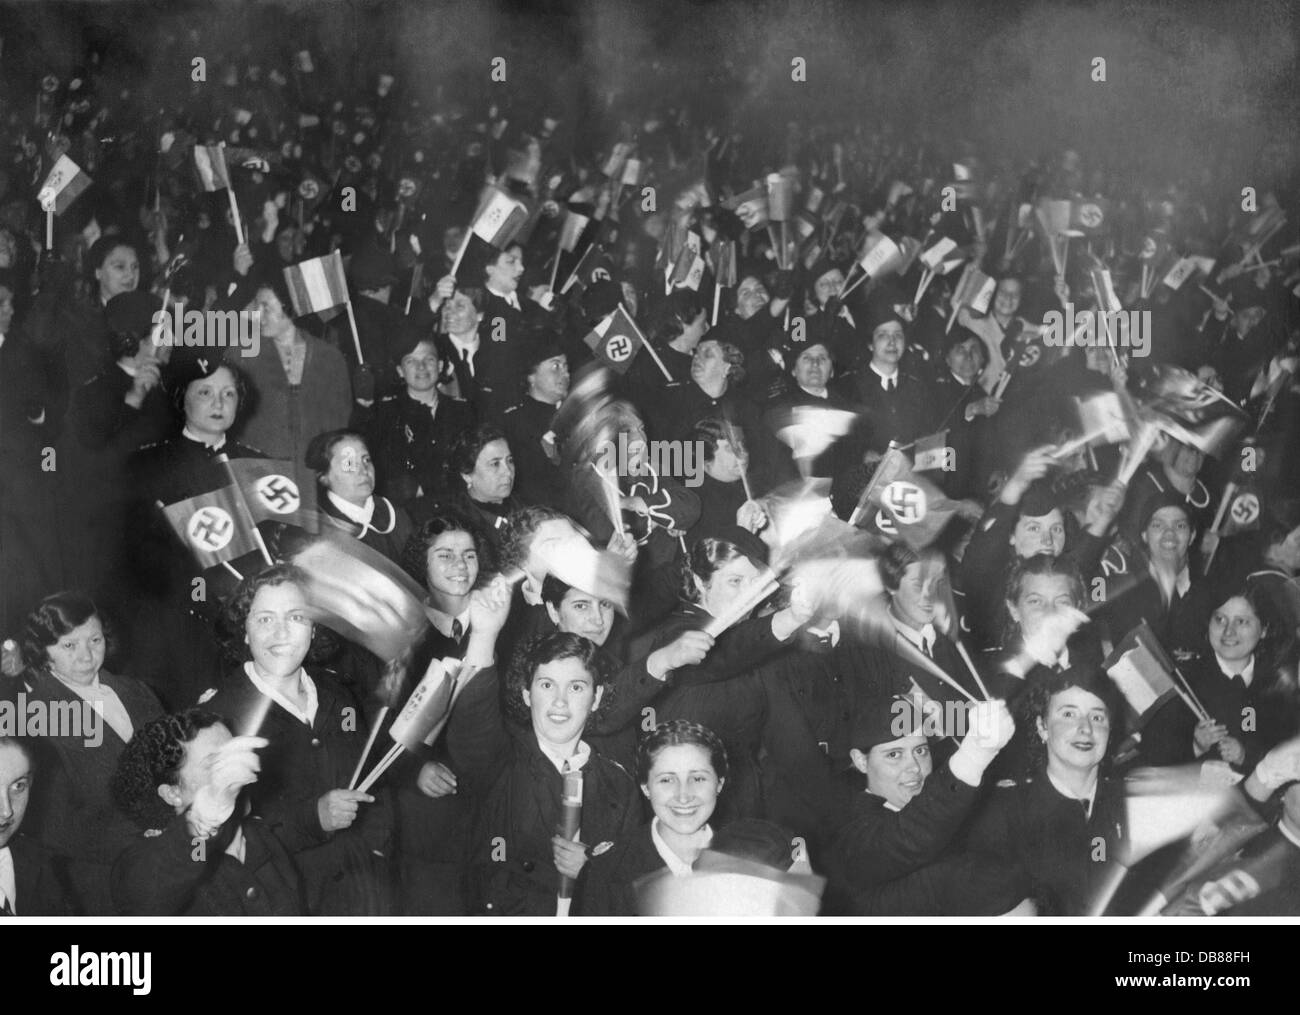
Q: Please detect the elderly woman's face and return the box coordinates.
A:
[1037,686,1110,773]
[325,436,375,506]
[184,366,239,437]
[794,345,832,390]
[690,339,730,391]
[643,742,722,837]
[425,530,479,601]
[698,554,762,618]
[244,581,313,679]
[96,245,140,300]
[466,438,515,503]
[44,615,105,687]
[947,337,984,385]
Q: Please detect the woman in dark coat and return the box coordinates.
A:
[126,357,266,708]
[307,428,413,564]
[448,620,642,916]
[19,592,164,913]
[110,709,309,916]
[627,528,814,823]
[199,564,395,915]
[0,733,75,915]
[583,720,730,915]
[1138,584,1299,773]
[965,665,1130,916]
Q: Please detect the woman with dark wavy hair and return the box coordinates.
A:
[109,708,310,915]
[583,720,730,915]
[200,563,394,915]
[19,590,163,913]
[965,665,1130,916]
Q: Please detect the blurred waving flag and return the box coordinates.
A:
[852,446,960,548]
[193,144,232,192]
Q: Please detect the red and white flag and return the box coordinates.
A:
[284,250,350,317]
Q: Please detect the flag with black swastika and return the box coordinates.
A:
[161,485,260,570]
[851,446,961,548]
[224,458,319,532]
[583,304,645,375]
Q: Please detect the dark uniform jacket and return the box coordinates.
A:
[7,832,76,915]
[448,666,641,916]
[502,396,566,507]
[201,666,395,915]
[837,366,938,456]
[966,771,1129,916]
[112,811,309,916]
[364,390,475,505]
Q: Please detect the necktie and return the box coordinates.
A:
[885,376,895,392]
[451,618,463,642]
[460,347,474,379]
[921,636,933,659]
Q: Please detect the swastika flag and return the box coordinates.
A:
[583,304,645,375]
[161,485,260,570]
[225,458,319,531]
[852,446,960,548]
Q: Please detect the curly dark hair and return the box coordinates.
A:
[679,536,754,604]
[399,511,484,588]
[1020,665,1125,779]
[499,504,573,573]
[218,563,312,664]
[111,709,228,829]
[503,631,613,728]
[636,719,729,785]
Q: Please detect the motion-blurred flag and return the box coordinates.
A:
[584,304,646,375]
[1076,392,1132,445]
[161,485,260,570]
[854,446,960,548]
[560,242,606,295]
[724,185,769,231]
[919,236,959,272]
[1104,620,1181,727]
[37,155,92,214]
[714,239,738,288]
[297,170,328,215]
[620,158,644,187]
[388,657,461,751]
[1161,257,1200,291]
[1090,264,1122,314]
[912,430,952,472]
[284,250,350,317]
[224,458,319,531]
[1220,475,1264,538]
[193,144,232,192]
[602,142,633,180]
[288,527,430,661]
[559,210,590,252]
[858,235,902,278]
[1137,363,1250,459]
[1070,198,1110,234]
[951,263,996,314]
[765,173,796,221]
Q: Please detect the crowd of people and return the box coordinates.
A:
[2,7,1300,918]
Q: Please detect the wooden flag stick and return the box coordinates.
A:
[348,706,390,790]
[356,742,405,795]
[404,262,423,316]
[449,228,473,277]
[227,189,245,246]
[344,300,365,364]
[712,281,723,326]
[640,334,674,383]
[221,561,245,581]
[549,232,564,291]
[1171,666,1211,722]
[953,639,992,700]
[705,577,780,638]
[914,267,935,306]
[45,208,54,252]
